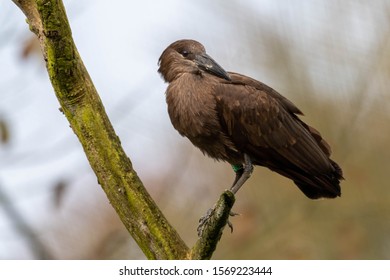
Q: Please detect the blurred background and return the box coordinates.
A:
[1,0,389,259]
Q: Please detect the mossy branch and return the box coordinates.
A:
[189,191,235,259]
[12,0,188,260]
[11,0,234,260]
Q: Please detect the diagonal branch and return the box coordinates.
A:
[0,182,53,259]
[11,0,233,260]
[12,0,188,260]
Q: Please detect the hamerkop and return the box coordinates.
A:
[158,39,343,199]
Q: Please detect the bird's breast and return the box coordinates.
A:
[165,74,241,163]
[166,76,218,138]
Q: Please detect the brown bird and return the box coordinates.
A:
[158,39,343,199]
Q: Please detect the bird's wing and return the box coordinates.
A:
[215,74,332,174]
[227,72,303,115]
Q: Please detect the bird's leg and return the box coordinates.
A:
[197,166,241,237]
[231,164,244,188]
[197,155,253,237]
[228,164,243,218]
[224,155,252,232]
[230,154,253,194]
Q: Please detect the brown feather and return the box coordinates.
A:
[158,39,343,199]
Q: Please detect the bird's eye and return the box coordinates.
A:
[180,50,189,57]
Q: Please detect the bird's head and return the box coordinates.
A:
[158,39,231,83]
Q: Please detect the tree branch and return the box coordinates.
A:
[190,190,235,259]
[12,0,188,259]
[11,0,234,260]
[0,182,53,259]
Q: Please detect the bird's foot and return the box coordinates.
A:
[229,211,240,217]
[197,207,214,237]
[227,211,240,233]
[197,208,239,236]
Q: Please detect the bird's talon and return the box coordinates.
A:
[227,220,234,233]
[197,207,215,237]
[229,211,240,217]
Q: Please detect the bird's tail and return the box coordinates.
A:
[292,122,343,198]
[274,159,343,199]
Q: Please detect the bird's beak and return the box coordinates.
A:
[195,54,231,81]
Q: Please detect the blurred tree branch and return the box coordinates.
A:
[0,182,53,259]
[11,0,232,259]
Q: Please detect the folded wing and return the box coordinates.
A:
[215,73,343,198]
